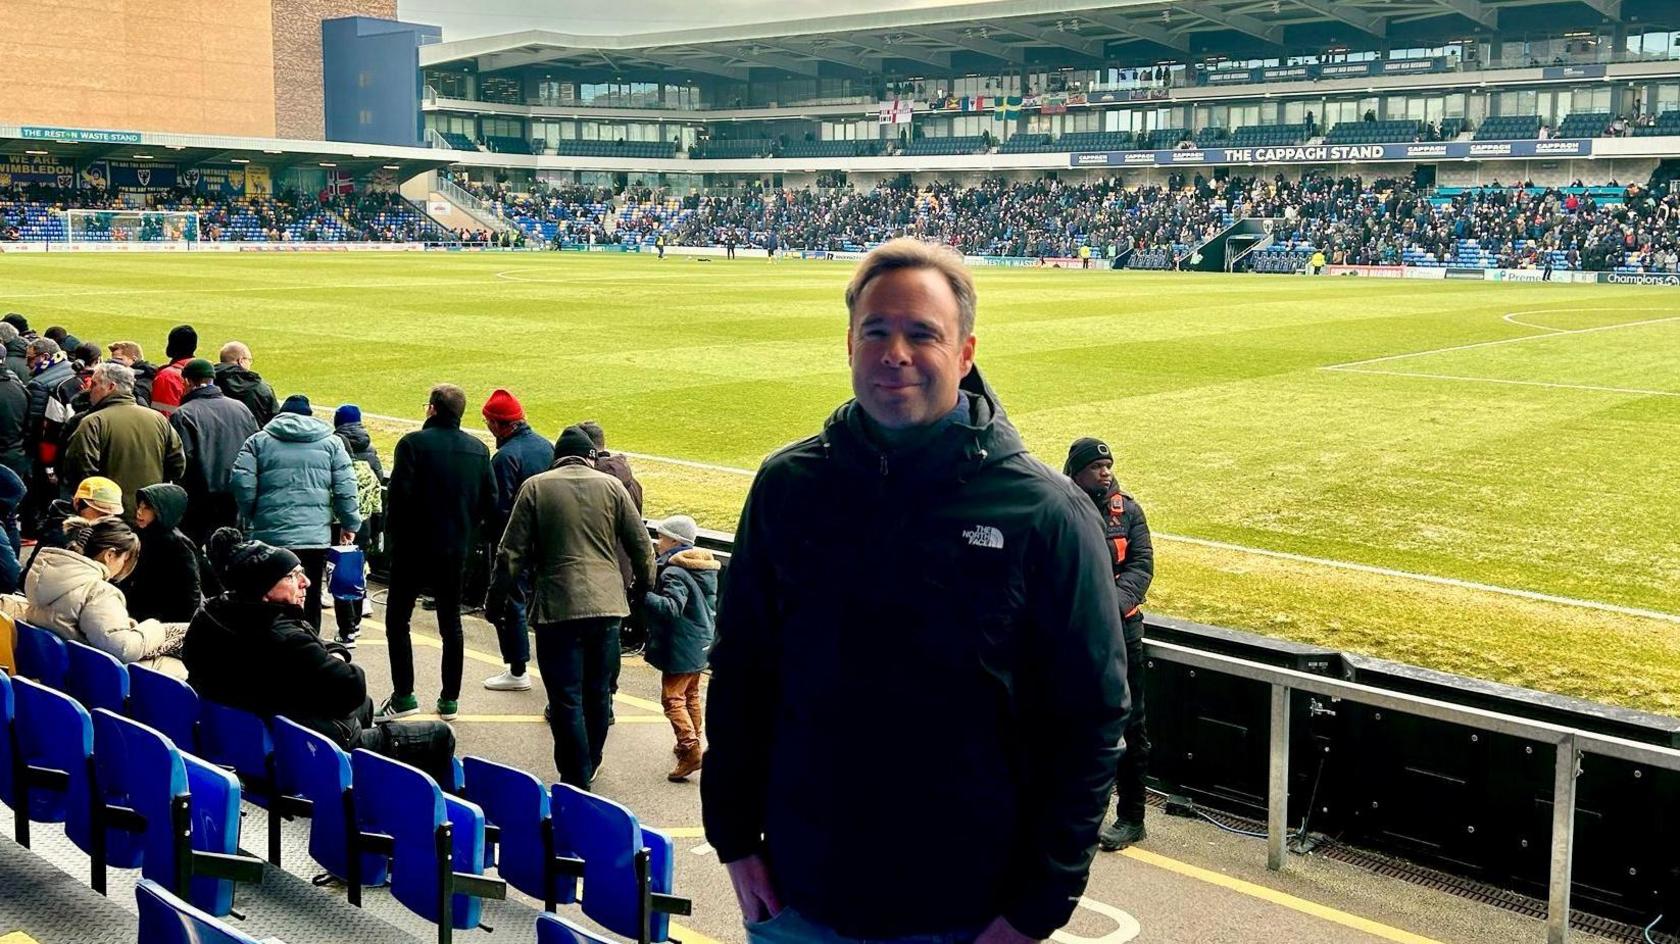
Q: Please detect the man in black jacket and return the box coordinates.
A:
[170,359,258,543]
[0,316,32,384]
[0,361,29,486]
[704,239,1128,944]
[1066,438,1156,852]
[214,341,280,428]
[377,383,494,723]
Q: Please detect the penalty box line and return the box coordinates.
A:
[358,413,1680,627]
[1320,310,1680,372]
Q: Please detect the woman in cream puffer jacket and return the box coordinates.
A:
[24,516,186,675]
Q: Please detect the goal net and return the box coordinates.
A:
[62,209,200,245]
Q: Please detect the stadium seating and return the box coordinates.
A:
[349,749,504,938]
[483,135,533,155]
[197,701,284,864]
[780,139,881,158]
[1632,110,1680,137]
[1438,117,1469,138]
[10,675,94,847]
[995,133,1054,153]
[128,663,200,752]
[86,709,261,914]
[1139,127,1191,149]
[1225,123,1309,147]
[1055,131,1134,152]
[551,139,676,159]
[271,715,391,892]
[1247,246,1314,272]
[1474,115,1541,140]
[1324,119,1422,145]
[65,639,128,714]
[1127,246,1178,269]
[136,879,262,944]
[1556,112,1612,138]
[692,138,776,159]
[463,755,580,909]
[901,135,989,156]
[553,783,685,942]
[437,131,479,151]
[1193,126,1227,147]
[13,620,68,688]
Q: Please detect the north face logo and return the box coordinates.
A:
[963,525,1004,550]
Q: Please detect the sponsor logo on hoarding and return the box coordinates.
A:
[1604,272,1680,286]
[1469,143,1513,156]
[1123,152,1156,164]
[20,126,144,144]
[1405,144,1449,158]
[1074,153,1112,165]
[1445,268,1488,280]
[1533,141,1585,155]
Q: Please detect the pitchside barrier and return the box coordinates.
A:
[643,521,1679,943]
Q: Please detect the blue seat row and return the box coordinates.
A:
[6,617,689,944]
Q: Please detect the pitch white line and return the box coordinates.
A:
[0,279,501,301]
[1321,310,1680,370]
[1500,311,1569,333]
[1328,366,1680,398]
[359,410,1680,624]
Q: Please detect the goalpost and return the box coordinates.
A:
[61,209,201,246]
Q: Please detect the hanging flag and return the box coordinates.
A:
[994,96,1022,121]
[877,99,913,124]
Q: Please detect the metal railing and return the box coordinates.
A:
[434,176,508,231]
[1144,638,1680,944]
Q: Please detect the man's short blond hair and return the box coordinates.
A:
[108,341,143,361]
[219,341,251,364]
[844,238,977,338]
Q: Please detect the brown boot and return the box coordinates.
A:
[667,743,703,782]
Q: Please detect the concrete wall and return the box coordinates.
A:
[272,0,396,140]
[0,0,278,136]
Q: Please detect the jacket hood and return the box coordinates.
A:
[180,383,225,405]
[818,364,1027,485]
[29,547,109,609]
[137,483,190,530]
[213,363,265,393]
[668,547,721,572]
[335,422,372,455]
[264,412,334,442]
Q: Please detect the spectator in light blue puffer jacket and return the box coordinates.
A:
[229,394,361,631]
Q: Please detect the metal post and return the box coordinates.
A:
[1547,734,1579,944]
[1267,683,1291,871]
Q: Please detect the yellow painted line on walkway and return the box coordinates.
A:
[428,713,667,724]
[669,923,722,944]
[1120,847,1447,944]
[357,621,666,712]
[0,933,43,944]
[657,827,707,839]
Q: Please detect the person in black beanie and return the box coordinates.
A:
[1065,437,1155,851]
[151,324,198,416]
[183,527,458,785]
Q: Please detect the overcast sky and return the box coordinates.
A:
[397,0,979,40]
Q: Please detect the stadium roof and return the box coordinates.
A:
[0,128,453,179]
[419,0,1629,78]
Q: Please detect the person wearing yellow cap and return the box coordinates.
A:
[19,475,126,576]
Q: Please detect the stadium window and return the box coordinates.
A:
[359,108,373,126]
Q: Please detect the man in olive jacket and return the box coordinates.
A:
[62,362,185,518]
[378,384,494,722]
[703,240,1128,944]
[498,425,653,788]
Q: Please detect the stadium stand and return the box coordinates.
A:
[1324,119,1423,145]
[1438,116,1469,138]
[550,139,675,159]
[1139,127,1192,149]
[484,136,534,155]
[780,139,880,157]
[1225,123,1310,147]
[1632,110,1680,137]
[1473,115,1542,140]
[1192,127,1228,147]
[995,133,1055,153]
[1055,130,1134,152]
[437,131,480,151]
[691,138,775,159]
[1556,112,1613,138]
[900,135,989,156]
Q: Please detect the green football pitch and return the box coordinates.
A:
[4,252,1677,713]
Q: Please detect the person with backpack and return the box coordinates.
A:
[331,404,384,647]
[642,514,719,782]
[149,325,197,416]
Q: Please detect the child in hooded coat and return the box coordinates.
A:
[120,482,204,622]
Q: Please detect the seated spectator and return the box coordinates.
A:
[120,483,202,622]
[34,475,125,552]
[642,514,718,782]
[25,516,187,674]
[0,465,23,594]
[184,528,456,786]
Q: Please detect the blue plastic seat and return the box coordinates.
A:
[14,620,68,688]
[352,749,504,943]
[271,716,388,890]
[197,700,283,863]
[553,783,687,943]
[11,675,93,837]
[127,664,199,751]
[66,639,130,713]
[463,756,579,908]
[136,878,262,944]
[537,912,615,944]
[0,671,14,810]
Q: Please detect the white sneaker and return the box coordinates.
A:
[483,670,532,692]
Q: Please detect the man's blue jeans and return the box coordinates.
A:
[746,908,983,944]
[534,617,620,788]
